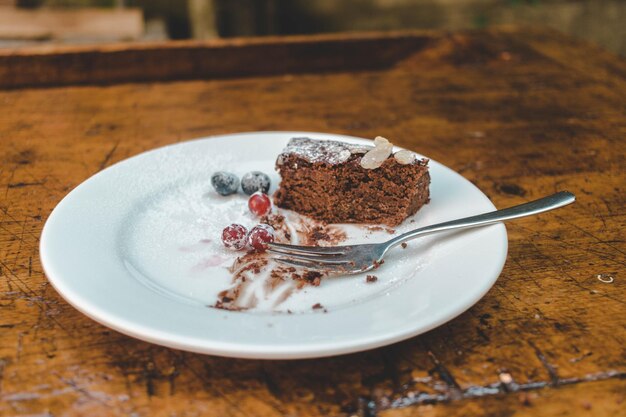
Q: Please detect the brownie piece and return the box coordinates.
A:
[273,137,430,226]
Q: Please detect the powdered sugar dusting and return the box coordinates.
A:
[277,137,372,165]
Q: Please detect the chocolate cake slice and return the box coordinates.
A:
[273,137,430,226]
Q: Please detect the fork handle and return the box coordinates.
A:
[388,191,576,248]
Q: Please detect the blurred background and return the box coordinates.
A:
[1,0,624,55]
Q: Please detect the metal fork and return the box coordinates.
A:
[268,191,575,274]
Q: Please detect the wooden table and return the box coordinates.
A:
[1,28,624,416]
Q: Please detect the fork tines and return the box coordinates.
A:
[267,242,347,256]
[267,243,352,271]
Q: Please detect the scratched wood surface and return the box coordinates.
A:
[0,28,624,417]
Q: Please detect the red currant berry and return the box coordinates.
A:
[221,224,248,250]
[248,192,271,217]
[247,224,275,251]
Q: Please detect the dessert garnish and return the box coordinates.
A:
[394,150,417,164]
[360,136,394,169]
[211,170,272,196]
[241,171,271,195]
[248,192,272,217]
[211,171,240,195]
[221,224,248,250]
[247,224,275,251]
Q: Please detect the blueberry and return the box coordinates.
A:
[211,171,240,196]
[241,171,271,195]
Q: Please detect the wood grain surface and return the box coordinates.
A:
[0,28,624,417]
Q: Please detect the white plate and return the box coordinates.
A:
[40,132,507,359]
